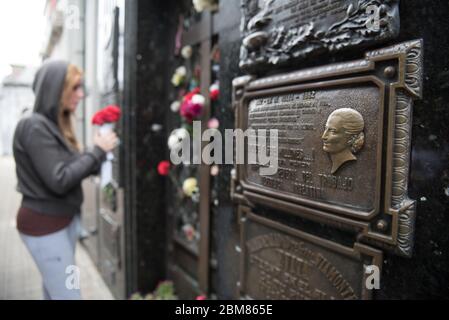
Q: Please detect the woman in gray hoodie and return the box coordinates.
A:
[13,60,118,300]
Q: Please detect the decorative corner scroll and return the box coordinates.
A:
[365,39,424,98]
[240,0,400,73]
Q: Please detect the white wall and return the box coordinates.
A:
[0,85,34,156]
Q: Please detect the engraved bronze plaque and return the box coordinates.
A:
[232,40,423,257]
[239,207,383,300]
[240,0,400,72]
[246,84,382,218]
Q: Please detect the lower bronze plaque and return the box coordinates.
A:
[239,207,382,300]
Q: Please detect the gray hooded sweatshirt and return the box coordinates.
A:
[13,60,106,217]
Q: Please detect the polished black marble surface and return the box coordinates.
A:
[209,0,449,299]
[378,0,449,299]
[125,0,180,294]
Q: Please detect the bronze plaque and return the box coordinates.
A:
[232,40,423,257]
[239,207,382,300]
[246,83,383,218]
[240,0,400,72]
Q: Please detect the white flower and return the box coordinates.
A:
[170,101,181,112]
[210,165,219,176]
[151,124,163,132]
[209,83,219,92]
[183,177,198,197]
[176,66,187,77]
[171,66,187,86]
[191,94,206,106]
[181,45,193,59]
[182,224,196,241]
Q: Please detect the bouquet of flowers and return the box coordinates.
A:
[92,105,121,126]
[92,105,121,188]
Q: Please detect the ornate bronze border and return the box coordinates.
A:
[231,40,423,257]
[237,206,383,300]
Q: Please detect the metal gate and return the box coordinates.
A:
[165,8,214,299]
[81,0,126,299]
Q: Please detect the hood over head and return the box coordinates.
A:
[32,60,69,124]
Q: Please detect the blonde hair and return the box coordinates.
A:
[59,64,83,151]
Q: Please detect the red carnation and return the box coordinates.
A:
[210,89,219,101]
[209,83,219,101]
[180,100,203,123]
[157,161,171,176]
[92,105,121,125]
[92,113,104,125]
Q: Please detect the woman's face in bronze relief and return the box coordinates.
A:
[321,115,350,154]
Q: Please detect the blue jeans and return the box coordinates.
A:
[19,214,82,300]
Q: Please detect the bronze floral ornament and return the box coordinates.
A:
[321,108,365,174]
[239,0,400,72]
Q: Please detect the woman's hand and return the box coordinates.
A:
[94,131,118,153]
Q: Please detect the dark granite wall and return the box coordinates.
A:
[123,0,180,295]
[379,0,449,299]
[213,4,242,298]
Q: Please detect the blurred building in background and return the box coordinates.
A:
[41,0,86,145]
[0,65,35,156]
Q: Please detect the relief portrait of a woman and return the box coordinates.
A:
[321,108,365,174]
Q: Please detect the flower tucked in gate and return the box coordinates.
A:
[157,161,171,176]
